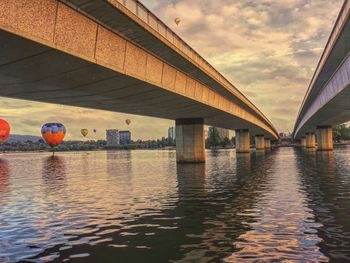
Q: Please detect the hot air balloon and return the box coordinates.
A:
[0,119,10,143]
[175,17,181,26]
[81,129,89,137]
[93,129,97,133]
[41,123,66,147]
[125,119,131,126]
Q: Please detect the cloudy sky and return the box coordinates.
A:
[0,0,344,140]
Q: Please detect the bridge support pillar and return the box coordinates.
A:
[255,135,265,151]
[316,126,333,151]
[306,132,316,148]
[264,138,271,149]
[175,118,205,163]
[301,137,306,147]
[235,129,250,153]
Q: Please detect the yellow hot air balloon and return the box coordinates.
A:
[81,129,89,137]
[175,17,181,26]
[125,119,131,126]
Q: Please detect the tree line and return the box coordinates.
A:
[205,127,234,148]
[0,138,177,152]
[333,124,350,142]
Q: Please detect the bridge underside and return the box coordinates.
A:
[294,1,350,140]
[295,85,350,138]
[0,30,273,137]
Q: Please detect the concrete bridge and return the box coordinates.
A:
[293,0,350,151]
[0,0,278,162]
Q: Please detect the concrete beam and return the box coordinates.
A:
[235,129,250,153]
[293,1,350,138]
[0,0,278,140]
[175,118,205,163]
[316,125,333,151]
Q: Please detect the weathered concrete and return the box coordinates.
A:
[301,137,306,147]
[235,129,250,153]
[0,0,279,140]
[176,118,205,163]
[264,138,271,149]
[293,1,350,139]
[306,132,316,148]
[316,126,333,151]
[255,135,265,151]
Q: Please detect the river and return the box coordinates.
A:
[0,146,350,262]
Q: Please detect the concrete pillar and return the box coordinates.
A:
[264,138,271,149]
[301,137,306,147]
[235,129,250,153]
[255,135,265,151]
[175,118,205,163]
[316,125,333,151]
[306,132,316,148]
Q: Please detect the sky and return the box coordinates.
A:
[0,0,344,140]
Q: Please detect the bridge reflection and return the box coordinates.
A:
[296,149,350,261]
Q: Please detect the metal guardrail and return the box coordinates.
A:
[295,0,350,128]
[109,0,277,134]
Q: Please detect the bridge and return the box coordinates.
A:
[0,0,278,162]
[293,0,350,151]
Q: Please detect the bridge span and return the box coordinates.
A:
[0,0,278,162]
[294,0,350,151]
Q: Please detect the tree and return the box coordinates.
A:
[206,127,222,148]
[333,124,350,142]
[222,137,231,147]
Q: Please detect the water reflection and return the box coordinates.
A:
[316,151,335,175]
[296,147,350,262]
[0,158,10,194]
[0,148,350,262]
[235,153,251,177]
[106,151,132,176]
[228,148,327,262]
[42,156,66,189]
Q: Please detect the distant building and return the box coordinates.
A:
[168,127,175,140]
[106,129,120,146]
[106,129,131,145]
[119,130,131,145]
[208,127,230,139]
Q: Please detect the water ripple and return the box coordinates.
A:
[0,148,349,262]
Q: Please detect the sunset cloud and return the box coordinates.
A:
[142,0,343,132]
[0,0,343,138]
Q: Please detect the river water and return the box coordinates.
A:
[0,146,350,262]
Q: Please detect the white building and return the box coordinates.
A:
[119,130,131,145]
[168,127,175,140]
[106,129,120,146]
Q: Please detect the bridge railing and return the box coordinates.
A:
[115,0,226,87]
[296,0,350,126]
[108,0,276,132]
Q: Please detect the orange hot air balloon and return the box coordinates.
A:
[175,17,181,26]
[41,123,66,147]
[0,119,10,143]
[125,119,131,126]
[81,129,89,137]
